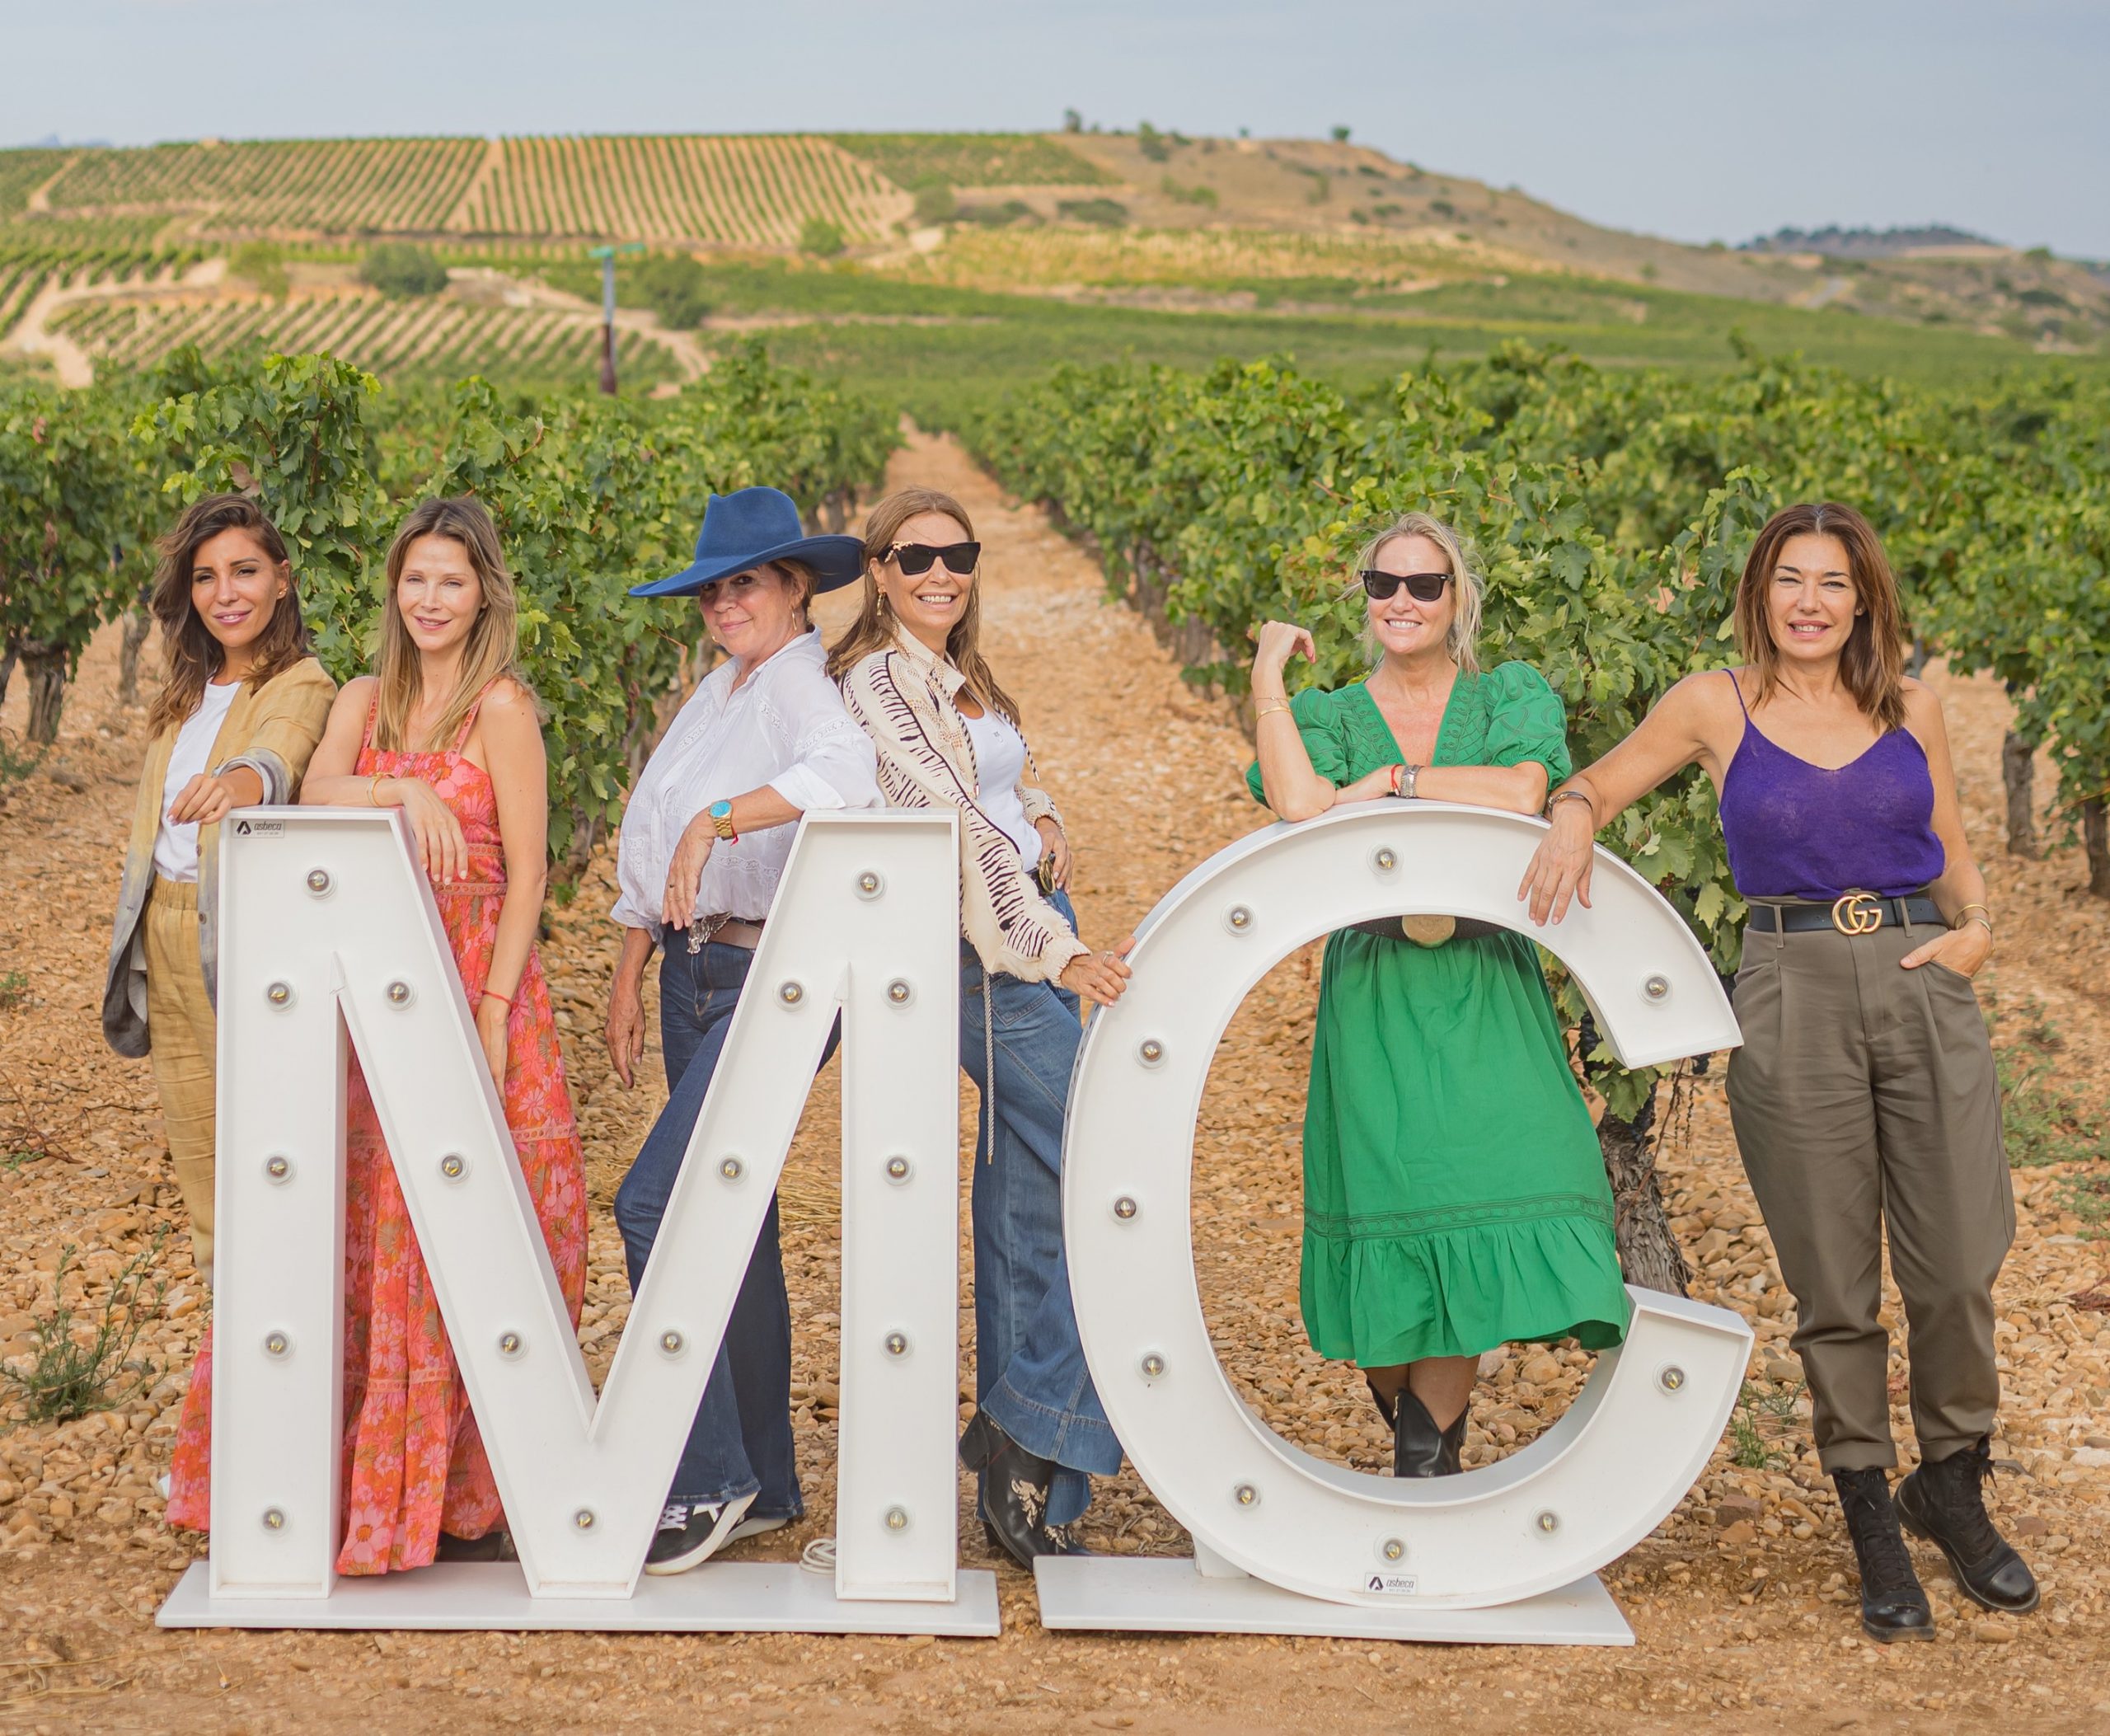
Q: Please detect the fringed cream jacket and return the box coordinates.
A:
[837,631,1088,985]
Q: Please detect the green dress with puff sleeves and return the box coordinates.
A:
[1245,661,1629,1367]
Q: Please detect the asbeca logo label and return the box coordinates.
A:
[1365,1573,1418,1596]
[233,819,284,838]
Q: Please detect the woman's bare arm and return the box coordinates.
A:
[1899,683,1993,976]
[476,682,550,1005]
[298,678,383,805]
[1517,673,1726,924]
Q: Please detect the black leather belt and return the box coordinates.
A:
[1746,894,1944,937]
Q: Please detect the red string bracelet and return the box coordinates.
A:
[481,988,513,1011]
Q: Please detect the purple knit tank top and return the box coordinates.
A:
[1717,673,1945,902]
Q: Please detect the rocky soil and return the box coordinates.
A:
[0,432,2105,1730]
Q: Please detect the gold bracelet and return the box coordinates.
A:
[1254,699,1294,721]
[1953,901,1991,930]
[369,772,385,807]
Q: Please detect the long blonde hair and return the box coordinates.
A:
[827,487,1020,725]
[373,496,532,752]
[1353,509,1484,674]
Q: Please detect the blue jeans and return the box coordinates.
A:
[612,941,808,1517]
[961,888,1122,1527]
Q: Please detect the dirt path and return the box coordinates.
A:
[0,274,96,387]
[0,260,220,389]
[0,433,2106,1730]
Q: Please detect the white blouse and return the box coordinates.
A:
[151,678,241,883]
[961,707,1042,871]
[612,630,880,933]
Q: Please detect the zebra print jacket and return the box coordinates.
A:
[837,631,1090,985]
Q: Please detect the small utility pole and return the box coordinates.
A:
[586,242,644,395]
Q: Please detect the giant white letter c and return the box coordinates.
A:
[1058,803,1753,1613]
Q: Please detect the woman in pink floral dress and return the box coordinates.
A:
[167,496,587,1572]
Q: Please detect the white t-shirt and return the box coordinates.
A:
[152,678,242,883]
[963,707,1043,872]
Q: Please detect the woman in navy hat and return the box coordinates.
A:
[607,486,881,1574]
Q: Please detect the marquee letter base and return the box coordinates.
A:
[1034,1559,1630,1646]
[158,1562,1002,1636]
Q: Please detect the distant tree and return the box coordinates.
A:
[1057,198,1128,228]
[229,241,287,298]
[359,242,448,298]
[1062,107,1083,134]
[1137,121,1171,163]
[635,252,711,328]
[799,216,846,257]
[1330,124,1352,142]
[912,181,956,226]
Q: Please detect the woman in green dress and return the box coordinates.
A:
[1247,510,1629,1477]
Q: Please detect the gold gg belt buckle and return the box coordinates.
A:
[1831,891,1883,936]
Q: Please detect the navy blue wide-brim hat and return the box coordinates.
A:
[630,486,865,598]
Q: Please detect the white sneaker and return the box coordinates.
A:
[726,1510,790,1544]
[642,1490,758,1576]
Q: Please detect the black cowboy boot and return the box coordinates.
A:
[1832,1467,1935,1642]
[1897,1437,2040,1614]
[1365,1374,1398,1430]
[958,1410,1091,1569]
[1393,1389,1468,1478]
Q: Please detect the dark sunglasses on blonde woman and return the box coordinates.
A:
[888,542,982,576]
[1360,570,1454,603]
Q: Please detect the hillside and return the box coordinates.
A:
[1,129,2103,395]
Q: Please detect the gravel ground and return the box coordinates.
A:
[0,432,2104,1730]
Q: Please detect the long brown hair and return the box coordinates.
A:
[373,496,532,753]
[827,488,1020,725]
[1734,502,1907,732]
[147,494,310,734]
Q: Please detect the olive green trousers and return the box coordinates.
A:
[1726,911,2012,1473]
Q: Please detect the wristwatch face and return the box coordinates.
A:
[710,800,732,820]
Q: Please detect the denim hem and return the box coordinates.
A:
[984,1380,1123,1478]
[667,1474,762,1508]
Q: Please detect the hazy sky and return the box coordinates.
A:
[7,0,2107,256]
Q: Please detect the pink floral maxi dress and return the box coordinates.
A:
[169,689,588,1573]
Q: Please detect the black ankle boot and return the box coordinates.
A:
[1833,1466,1934,1642]
[1392,1390,1467,1478]
[958,1410,1090,1569]
[1365,1374,1398,1431]
[1897,1438,2039,1614]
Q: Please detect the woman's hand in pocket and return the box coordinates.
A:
[1901,922,1990,980]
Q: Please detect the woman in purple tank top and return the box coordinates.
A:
[1517,504,2033,1645]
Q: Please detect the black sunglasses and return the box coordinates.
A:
[888,542,981,576]
[1360,570,1453,603]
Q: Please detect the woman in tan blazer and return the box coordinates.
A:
[102,494,335,1274]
